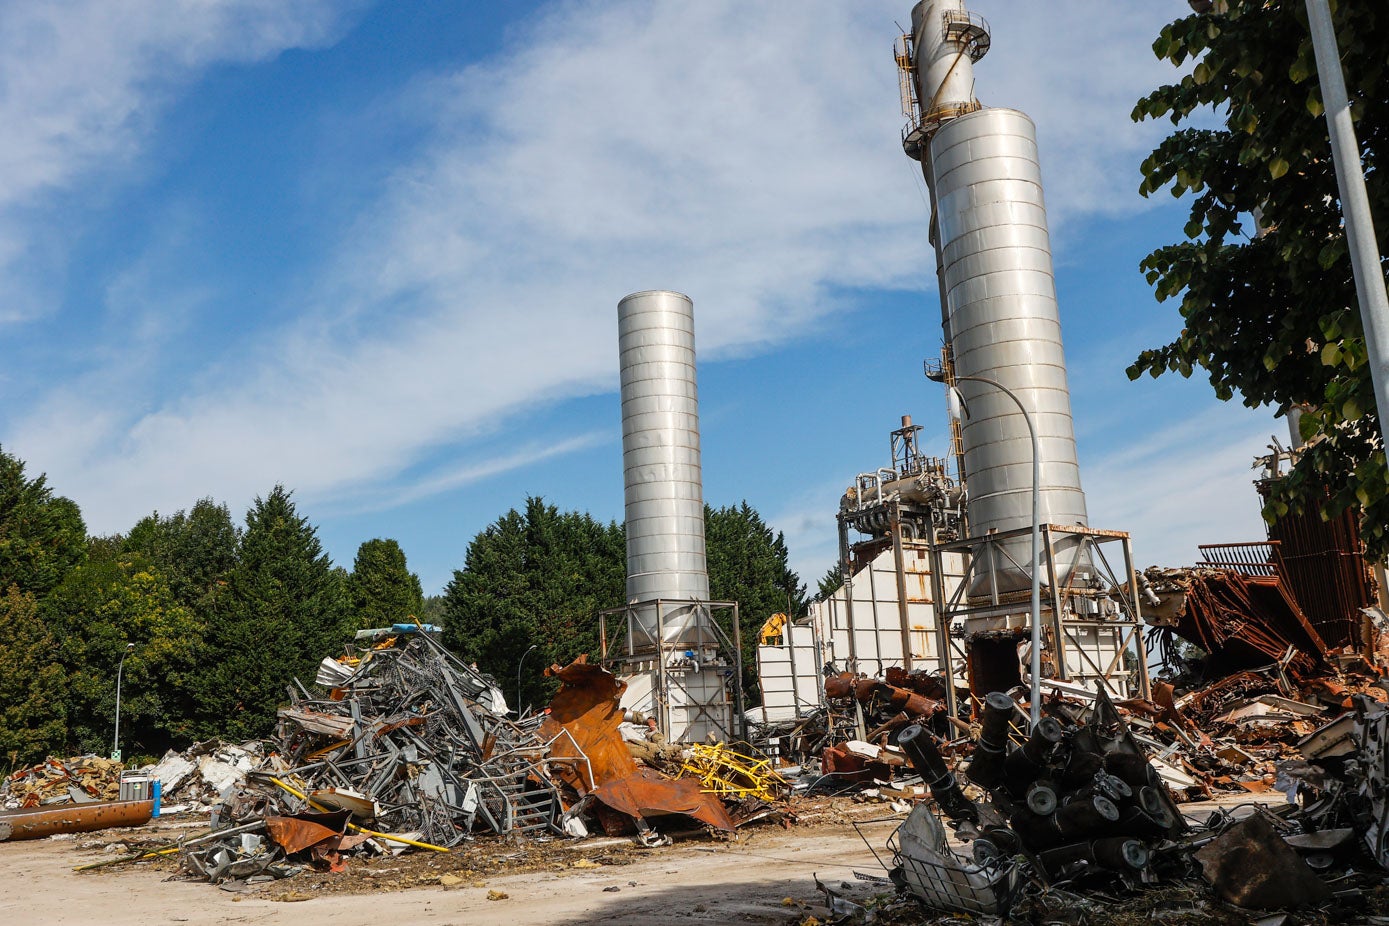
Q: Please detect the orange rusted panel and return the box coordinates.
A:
[539,656,639,793]
[539,656,734,831]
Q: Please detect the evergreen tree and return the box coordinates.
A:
[347,538,424,629]
[124,499,239,612]
[197,487,348,740]
[816,564,844,601]
[442,497,625,712]
[705,502,807,701]
[0,446,86,598]
[0,588,68,765]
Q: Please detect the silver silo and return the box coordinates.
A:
[618,290,710,643]
[907,1,1090,595]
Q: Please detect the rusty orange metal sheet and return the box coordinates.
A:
[265,809,351,854]
[0,799,152,842]
[539,656,736,831]
[539,656,640,793]
[591,768,734,832]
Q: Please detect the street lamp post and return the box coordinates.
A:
[112,642,135,762]
[516,643,539,719]
[927,369,1044,726]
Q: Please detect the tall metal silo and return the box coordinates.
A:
[904,0,1090,596]
[618,290,710,644]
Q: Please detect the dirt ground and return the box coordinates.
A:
[0,809,904,926]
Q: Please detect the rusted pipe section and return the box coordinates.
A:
[0,799,153,842]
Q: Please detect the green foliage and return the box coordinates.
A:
[195,487,349,740]
[816,564,844,601]
[1130,0,1388,555]
[442,497,625,712]
[420,594,446,626]
[347,538,424,630]
[705,502,807,701]
[0,588,68,766]
[0,446,86,598]
[40,552,204,756]
[124,499,239,612]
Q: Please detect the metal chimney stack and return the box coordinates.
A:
[905,0,1090,595]
[617,290,710,644]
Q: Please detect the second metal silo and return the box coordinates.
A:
[904,0,1089,596]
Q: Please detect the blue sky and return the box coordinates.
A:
[0,0,1277,595]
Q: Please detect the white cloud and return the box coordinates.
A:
[6,0,1195,534]
[0,0,361,320]
[1084,404,1277,568]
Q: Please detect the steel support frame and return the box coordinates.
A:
[598,599,745,743]
[925,524,1151,701]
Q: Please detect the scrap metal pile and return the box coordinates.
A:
[147,630,770,884]
[879,686,1389,921]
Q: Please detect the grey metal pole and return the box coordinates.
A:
[1305,0,1389,453]
[112,642,134,761]
[941,373,1043,726]
[516,643,538,718]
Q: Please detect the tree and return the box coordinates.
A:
[41,546,204,757]
[705,502,808,701]
[0,446,86,598]
[816,564,844,601]
[442,497,625,712]
[0,588,68,765]
[124,499,239,612]
[347,538,424,629]
[196,487,349,740]
[1130,1,1388,554]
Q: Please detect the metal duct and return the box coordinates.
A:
[907,1,1090,596]
[618,290,710,643]
[910,0,982,125]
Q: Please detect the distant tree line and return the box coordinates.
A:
[0,447,806,767]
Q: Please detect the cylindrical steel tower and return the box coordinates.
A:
[617,290,710,642]
[906,1,1090,595]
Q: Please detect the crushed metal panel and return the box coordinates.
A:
[264,809,351,855]
[891,803,1017,916]
[590,768,735,832]
[1194,813,1331,909]
[538,656,637,792]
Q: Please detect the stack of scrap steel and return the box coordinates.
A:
[817,667,953,784]
[166,632,752,882]
[2,756,124,809]
[1143,566,1330,680]
[890,687,1187,916]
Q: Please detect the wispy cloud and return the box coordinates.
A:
[6,0,1189,535]
[1084,405,1276,568]
[0,0,362,321]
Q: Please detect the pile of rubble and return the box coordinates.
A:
[2,756,124,809]
[125,628,783,884]
[148,741,262,812]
